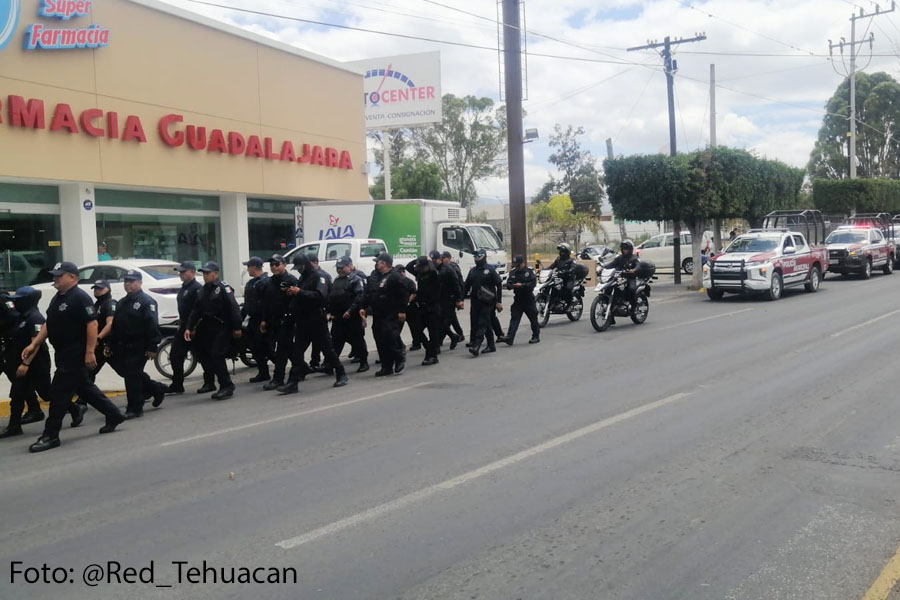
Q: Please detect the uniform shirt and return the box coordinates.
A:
[94,294,117,334]
[0,295,21,369]
[506,266,538,303]
[365,268,411,317]
[464,262,503,304]
[188,279,242,332]
[549,256,575,274]
[8,307,48,367]
[609,254,640,274]
[176,278,203,327]
[292,269,330,318]
[328,271,366,316]
[405,260,442,306]
[47,285,97,366]
[437,263,463,304]
[110,290,161,353]
[242,273,268,320]
[262,272,299,325]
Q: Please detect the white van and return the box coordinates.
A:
[241,238,388,287]
[635,231,715,275]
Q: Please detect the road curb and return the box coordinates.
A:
[0,391,126,418]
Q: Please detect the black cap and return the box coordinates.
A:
[198,261,220,273]
[473,249,487,259]
[292,254,311,271]
[429,250,442,260]
[514,254,525,265]
[243,256,264,269]
[336,257,352,268]
[376,252,393,266]
[175,260,196,273]
[269,254,286,265]
[124,270,143,281]
[309,255,319,264]
[91,280,111,290]
[48,261,78,276]
[441,251,452,259]
[415,256,430,268]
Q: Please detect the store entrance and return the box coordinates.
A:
[0,212,62,292]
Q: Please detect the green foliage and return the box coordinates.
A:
[527,193,605,247]
[812,177,900,213]
[536,125,605,213]
[369,159,447,200]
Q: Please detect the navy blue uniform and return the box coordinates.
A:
[170,278,207,389]
[464,263,503,352]
[242,273,270,379]
[261,271,298,384]
[188,279,242,392]
[287,269,345,383]
[365,268,411,373]
[108,290,165,415]
[328,270,368,364]
[4,303,50,429]
[505,265,540,343]
[406,259,445,360]
[88,293,116,385]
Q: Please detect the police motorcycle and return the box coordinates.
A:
[153,322,255,379]
[535,262,590,327]
[590,255,656,332]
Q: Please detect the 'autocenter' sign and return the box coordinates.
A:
[347,51,442,129]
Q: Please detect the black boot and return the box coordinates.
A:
[529,336,540,344]
[99,411,125,434]
[482,345,497,354]
[152,385,166,408]
[422,356,439,366]
[166,383,185,395]
[29,435,60,453]
[249,370,270,383]
[212,386,235,400]
[70,404,87,427]
[276,381,299,395]
[357,361,370,373]
[196,383,216,394]
[20,411,45,425]
[0,425,23,439]
[263,379,283,391]
[504,337,514,346]
[333,370,349,388]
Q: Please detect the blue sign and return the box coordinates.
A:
[0,0,21,51]
[83,199,93,211]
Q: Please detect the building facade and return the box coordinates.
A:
[0,0,367,290]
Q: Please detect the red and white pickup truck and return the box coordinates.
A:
[825,225,894,279]
[704,230,828,301]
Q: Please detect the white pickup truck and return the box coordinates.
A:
[241,238,388,286]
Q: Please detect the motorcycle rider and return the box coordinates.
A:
[608,239,641,308]
[548,243,576,308]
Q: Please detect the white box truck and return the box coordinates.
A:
[300,200,508,278]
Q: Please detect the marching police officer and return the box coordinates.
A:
[463,249,503,357]
[277,254,348,394]
[434,250,463,351]
[328,257,369,373]
[167,261,209,395]
[24,261,125,452]
[241,256,270,383]
[107,270,167,418]
[440,251,466,344]
[307,255,332,373]
[260,254,298,390]
[185,261,242,400]
[504,254,541,346]
[363,253,411,376]
[405,254,445,366]
[89,280,116,382]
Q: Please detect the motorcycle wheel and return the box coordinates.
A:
[154,336,197,380]
[590,295,613,332]
[537,293,551,328]
[239,347,257,368]
[566,298,583,321]
[630,294,650,325]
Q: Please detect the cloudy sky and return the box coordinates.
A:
[161,0,900,204]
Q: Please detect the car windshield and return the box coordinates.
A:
[468,226,502,251]
[725,238,778,253]
[360,242,386,258]
[141,265,180,280]
[826,231,867,244]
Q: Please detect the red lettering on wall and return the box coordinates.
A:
[279,141,296,162]
[325,147,339,167]
[0,97,3,123]
[339,151,354,170]
[297,144,310,163]
[80,109,104,137]
[8,96,45,129]
[107,111,119,139]
[264,137,278,160]
[49,103,79,134]
[186,125,207,150]
[122,115,147,143]
[310,145,325,166]
[245,135,264,159]
[208,129,227,153]
[157,114,184,147]
[228,131,246,155]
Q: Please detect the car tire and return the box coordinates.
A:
[805,266,821,293]
[682,258,693,275]
[766,272,783,301]
[706,289,724,301]
[862,258,872,280]
[884,256,894,275]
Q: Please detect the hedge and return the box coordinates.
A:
[812,178,900,215]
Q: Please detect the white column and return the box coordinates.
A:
[59,182,97,266]
[219,192,249,289]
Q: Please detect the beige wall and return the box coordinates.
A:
[0,0,367,200]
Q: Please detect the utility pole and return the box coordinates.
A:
[502,0,527,260]
[710,64,723,253]
[627,33,707,284]
[382,130,392,200]
[606,137,628,242]
[829,2,895,179]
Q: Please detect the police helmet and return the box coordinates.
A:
[557,243,571,257]
[620,239,635,252]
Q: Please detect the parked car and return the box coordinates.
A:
[578,245,614,261]
[635,231,715,275]
[825,226,893,278]
[241,238,389,286]
[32,259,182,327]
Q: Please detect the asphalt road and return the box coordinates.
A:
[2,273,900,600]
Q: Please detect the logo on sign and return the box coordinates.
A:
[83,199,93,211]
[0,0,21,51]
[23,0,110,51]
[318,215,355,240]
[363,63,436,108]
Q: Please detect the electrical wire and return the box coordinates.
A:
[612,67,659,142]
[673,81,690,151]
[698,88,710,150]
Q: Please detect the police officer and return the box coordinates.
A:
[363,253,411,376]
[185,261,242,400]
[549,243,577,308]
[504,254,541,346]
[463,249,503,357]
[167,261,209,395]
[0,292,46,435]
[277,254,348,394]
[328,257,369,373]
[434,250,463,351]
[307,255,333,374]
[107,270,167,418]
[89,280,116,383]
[241,256,270,383]
[440,251,466,344]
[23,261,125,453]
[260,254,298,390]
[405,254,444,366]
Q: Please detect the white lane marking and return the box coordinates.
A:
[160,383,433,447]
[655,308,755,332]
[830,307,900,338]
[275,392,691,549]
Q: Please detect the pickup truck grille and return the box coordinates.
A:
[711,261,743,272]
[829,249,847,258]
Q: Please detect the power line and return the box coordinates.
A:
[613,67,659,142]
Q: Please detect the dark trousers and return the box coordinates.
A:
[88,346,107,382]
[6,352,51,427]
[448,306,464,338]
[288,316,343,382]
[418,304,443,359]
[109,349,164,414]
[331,315,368,362]
[193,325,233,390]
[469,307,504,341]
[43,362,121,440]
[269,320,294,383]
[470,302,496,350]
[247,317,269,376]
[171,330,212,388]
[373,314,404,371]
[439,301,460,346]
[507,299,540,342]
[405,303,427,346]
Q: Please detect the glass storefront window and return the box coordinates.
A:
[0,213,63,291]
[249,217,296,259]
[96,214,221,264]
[96,190,219,211]
[0,183,59,205]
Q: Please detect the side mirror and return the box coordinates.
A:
[497,230,504,242]
[783,246,796,255]
[459,251,464,258]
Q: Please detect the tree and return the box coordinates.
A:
[527,194,605,248]
[535,125,605,214]
[411,94,507,210]
[370,129,410,171]
[808,72,900,179]
[369,158,446,200]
